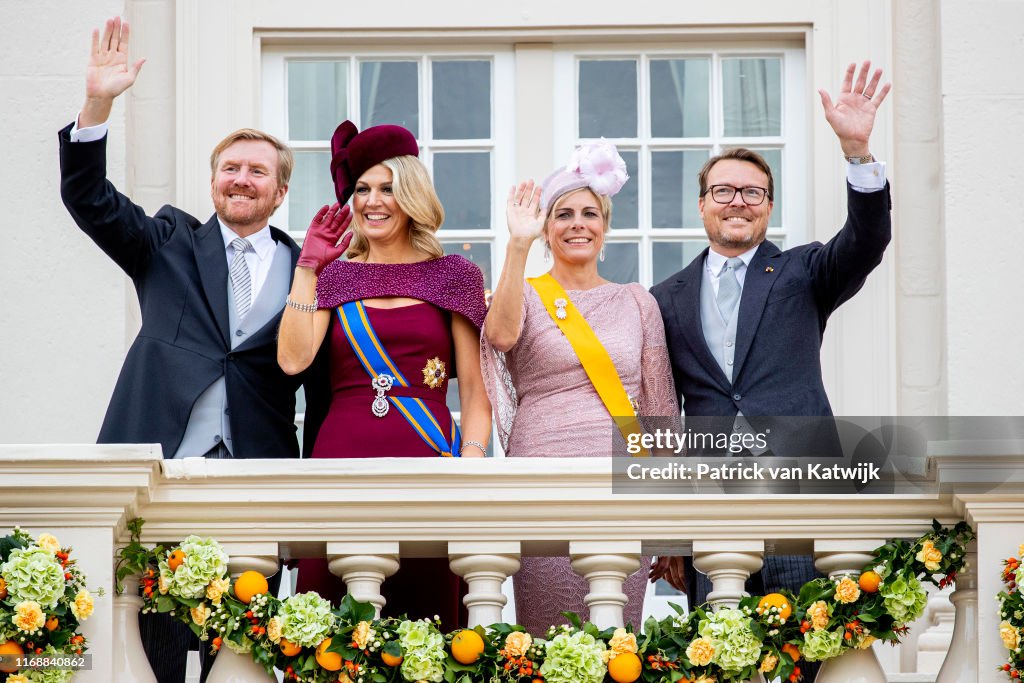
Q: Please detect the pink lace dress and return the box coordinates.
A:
[481,281,679,634]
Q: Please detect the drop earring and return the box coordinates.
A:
[543,241,551,261]
[599,245,606,262]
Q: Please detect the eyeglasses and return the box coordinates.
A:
[705,185,770,206]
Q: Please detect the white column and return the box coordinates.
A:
[449,542,521,628]
[935,540,978,683]
[327,542,401,618]
[813,540,887,683]
[691,541,764,610]
[112,571,158,683]
[917,585,955,673]
[569,542,641,629]
[206,543,279,683]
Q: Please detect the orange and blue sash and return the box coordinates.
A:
[337,301,461,457]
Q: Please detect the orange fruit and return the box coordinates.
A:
[167,549,186,572]
[0,577,7,600]
[316,638,343,671]
[607,652,642,683]
[781,643,801,663]
[233,571,269,604]
[279,638,301,657]
[859,570,882,593]
[0,641,24,673]
[757,593,793,621]
[451,629,485,664]
[45,617,59,631]
[381,651,403,667]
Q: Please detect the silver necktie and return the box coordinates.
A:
[716,257,743,321]
[229,237,253,319]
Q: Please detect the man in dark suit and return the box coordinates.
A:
[650,61,892,670]
[59,17,328,683]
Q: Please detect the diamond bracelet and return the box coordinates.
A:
[285,297,318,313]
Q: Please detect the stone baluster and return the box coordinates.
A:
[449,542,521,628]
[206,543,279,683]
[691,540,764,610]
[813,540,887,683]
[916,585,955,672]
[327,542,401,618]
[112,570,158,683]
[935,540,978,683]
[569,542,641,629]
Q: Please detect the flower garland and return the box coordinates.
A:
[116,519,973,683]
[997,544,1024,679]
[0,528,98,683]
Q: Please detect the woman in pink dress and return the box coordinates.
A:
[481,142,679,634]
[278,121,490,630]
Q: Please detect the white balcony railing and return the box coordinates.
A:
[1,444,1021,682]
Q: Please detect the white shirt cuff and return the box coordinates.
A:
[70,116,109,143]
[847,160,887,193]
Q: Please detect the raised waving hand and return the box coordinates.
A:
[80,17,146,127]
[818,60,891,158]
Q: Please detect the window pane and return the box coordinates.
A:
[722,57,782,137]
[651,150,709,229]
[433,60,491,139]
[360,61,419,134]
[611,150,639,229]
[652,240,710,285]
[579,60,638,138]
[433,152,491,229]
[750,148,782,227]
[650,59,710,138]
[288,61,348,141]
[598,242,639,284]
[443,241,493,292]
[289,151,333,231]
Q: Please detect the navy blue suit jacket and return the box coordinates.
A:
[59,123,329,458]
[651,183,891,418]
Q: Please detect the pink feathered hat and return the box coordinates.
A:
[540,139,629,213]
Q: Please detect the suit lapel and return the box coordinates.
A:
[672,249,733,393]
[195,217,231,347]
[733,240,788,381]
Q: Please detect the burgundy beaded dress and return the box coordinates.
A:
[481,281,679,635]
[296,255,486,632]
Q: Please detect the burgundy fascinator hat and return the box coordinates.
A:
[329,120,420,204]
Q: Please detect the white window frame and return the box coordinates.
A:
[553,44,808,287]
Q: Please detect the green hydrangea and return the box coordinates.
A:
[224,634,254,655]
[26,668,74,683]
[163,536,228,599]
[881,572,929,624]
[279,592,335,648]
[539,631,607,683]
[696,607,762,672]
[401,649,446,682]
[396,620,446,682]
[802,629,844,662]
[397,619,445,652]
[0,546,66,609]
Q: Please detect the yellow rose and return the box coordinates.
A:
[7,675,29,683]
[158,575,170,595]
[759,653,778,673]
[206,577,230,605]
[915,540,943,572]
[1019,543,1024,558]
[267,616,282,644]
[857,635,878,650]
[190,602,211,627]
[609,627,638,655]
[503,631,532,657]
[338,674,353,683]
[1000,622,1020,651]
[14,600,45,632]
[693,676,717,683]
[37,534,61,554]
[352,620,373,650]
[834,577,861,604]
[686,636,715,666]
[71,590,95,620]
[809,600,830,631]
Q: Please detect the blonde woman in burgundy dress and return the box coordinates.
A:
[481,141,679,634]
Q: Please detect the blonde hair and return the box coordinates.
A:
[344,155,446,261]
[542,187,613,244]
[209,129,293,187]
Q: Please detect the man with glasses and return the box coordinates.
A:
[649,62,893,645]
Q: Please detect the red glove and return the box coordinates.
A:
[297,203,353,275]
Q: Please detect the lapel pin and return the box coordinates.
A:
[765,266,774,273]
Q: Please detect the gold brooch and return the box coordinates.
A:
[422,357,447,389]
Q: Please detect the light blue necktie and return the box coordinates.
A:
[716,257,743,321]
[229,238,253,319]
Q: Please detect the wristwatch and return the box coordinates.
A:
[844,153,875,165]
